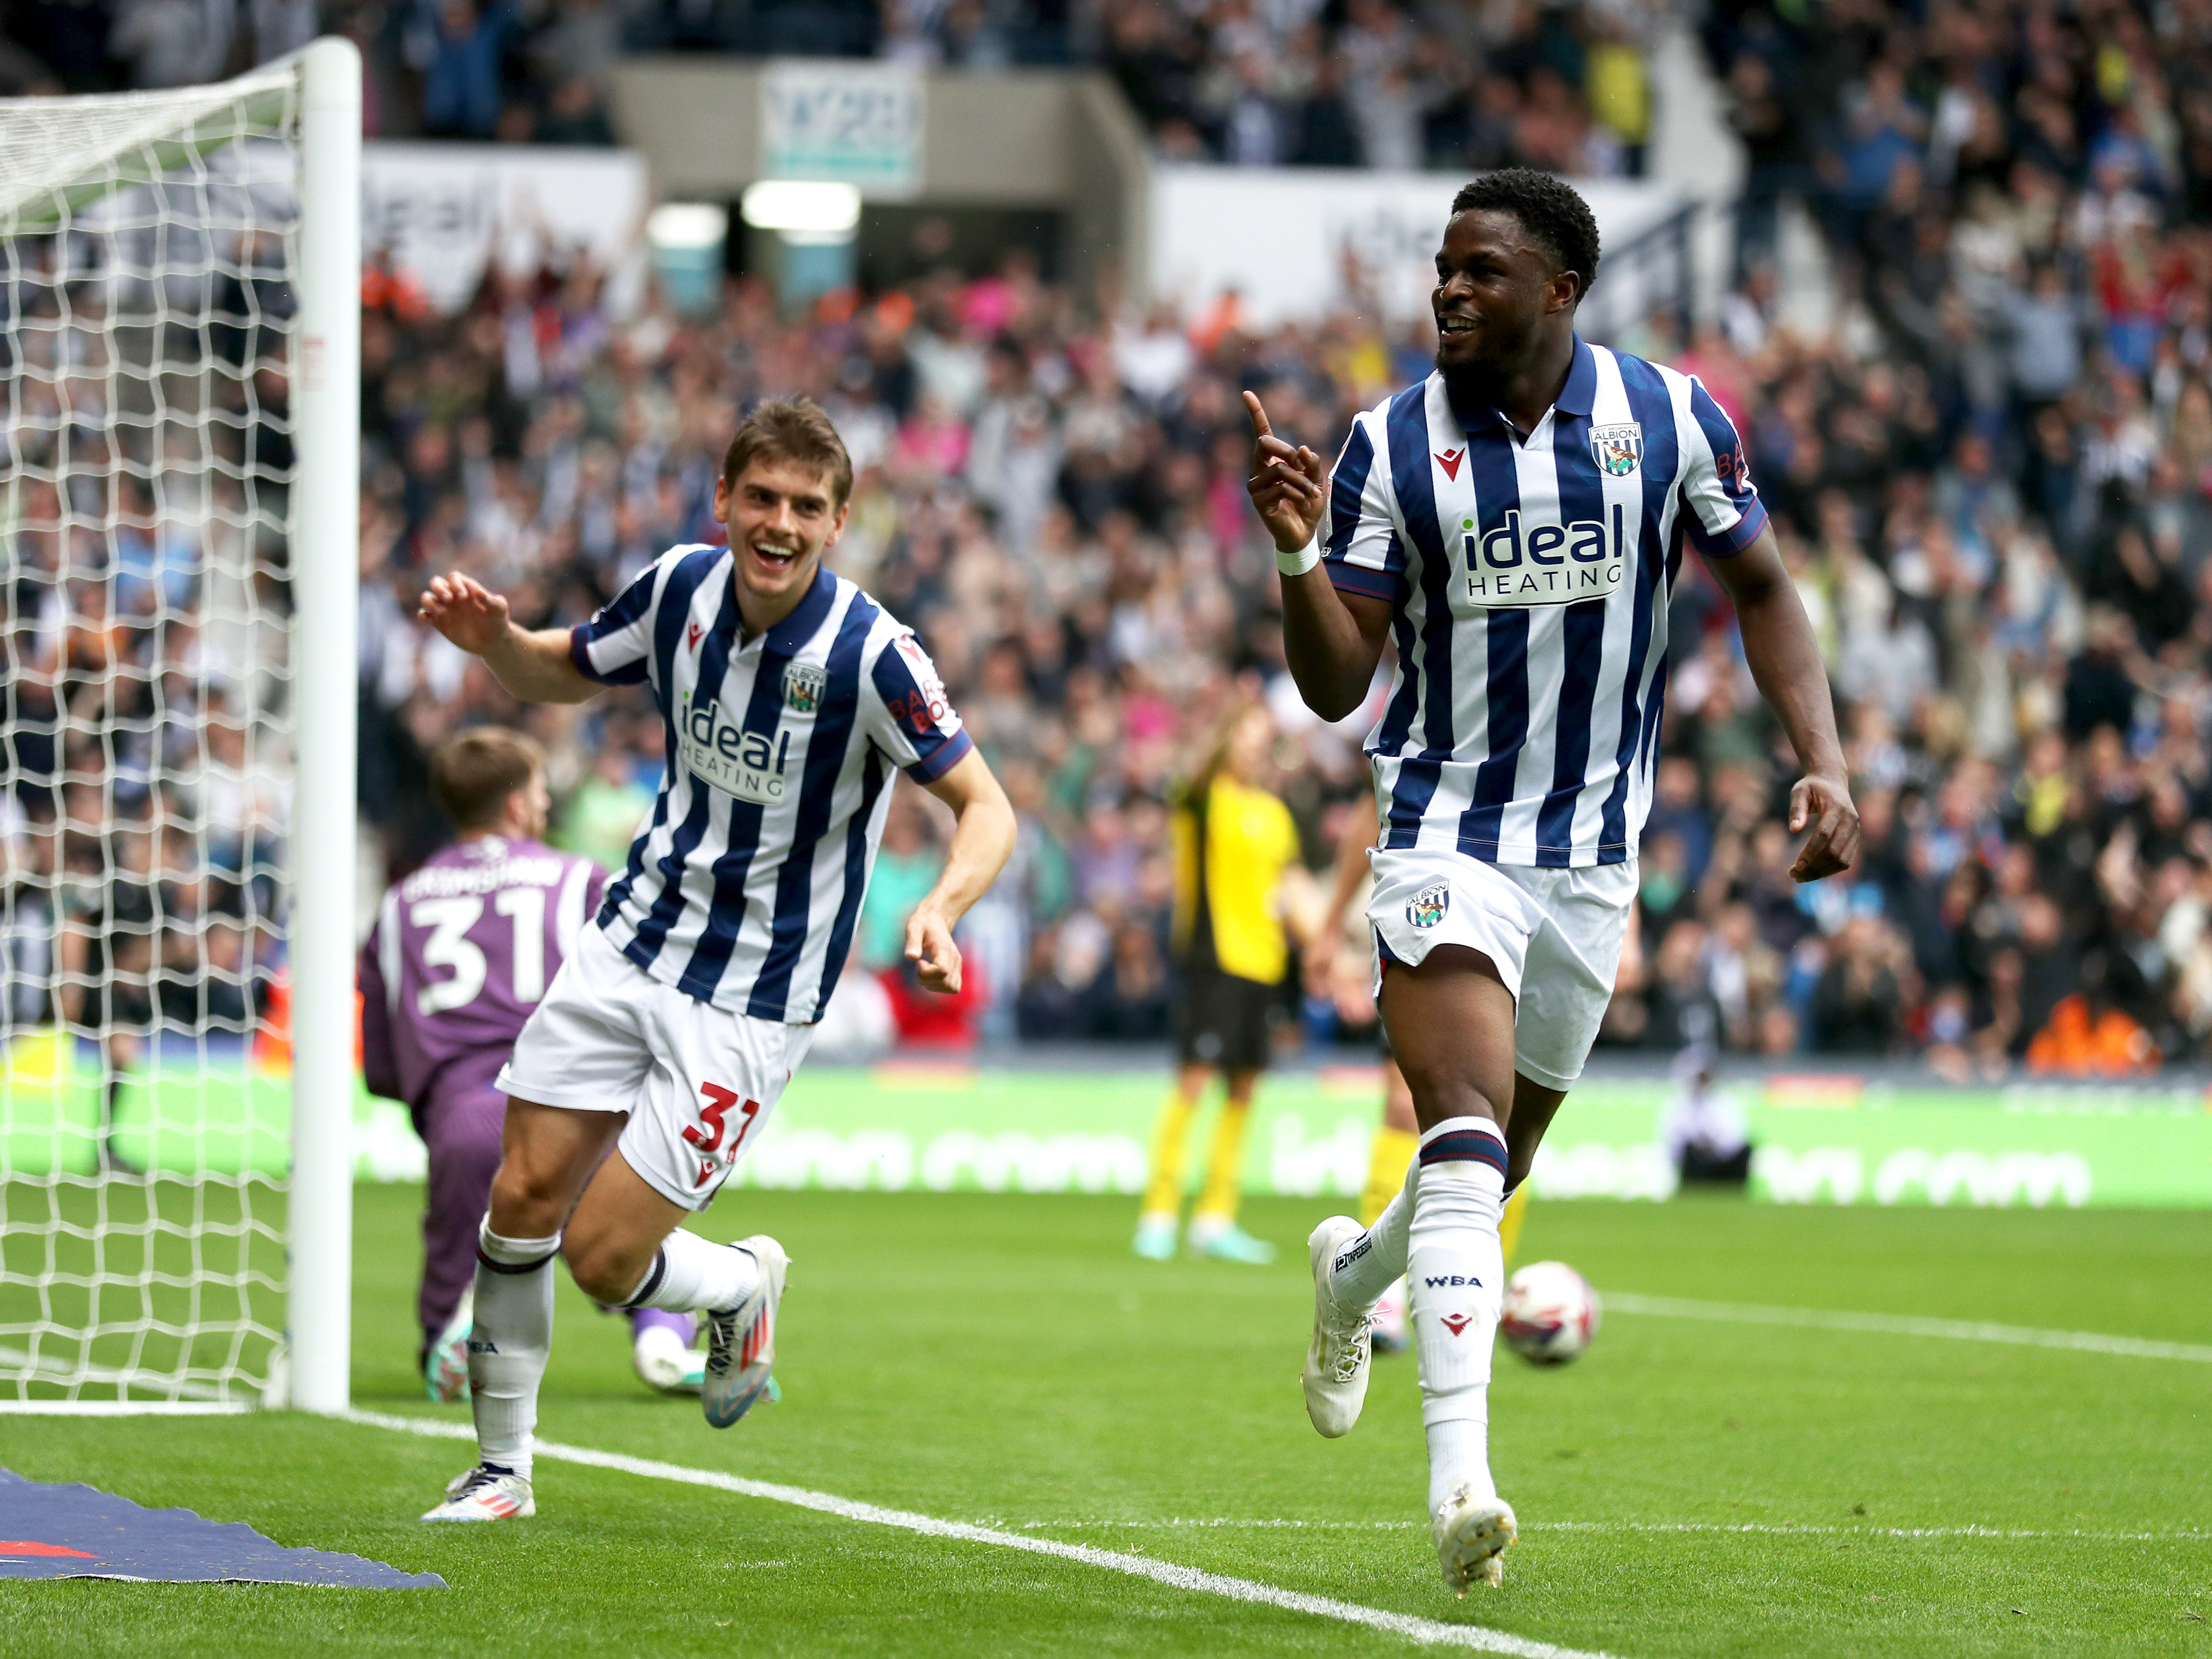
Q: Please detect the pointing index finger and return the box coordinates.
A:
[1242,390,1273,439]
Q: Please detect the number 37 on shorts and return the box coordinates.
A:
[684,1083,762,1190]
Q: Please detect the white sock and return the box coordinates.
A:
[1408,1117,1507,1515]
[469,1221,560,1483]
[622,1229,760,1315]
[1329,1155,1419,1309]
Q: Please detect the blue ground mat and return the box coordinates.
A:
[0,1468,445,1587]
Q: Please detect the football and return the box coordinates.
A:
[1500,1261,1602,1366]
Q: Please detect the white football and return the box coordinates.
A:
[1500,1261,1600,1366]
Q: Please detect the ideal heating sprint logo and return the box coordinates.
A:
[1462,502,1632,608]
[678,691,793,805]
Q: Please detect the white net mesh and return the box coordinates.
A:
[0,68,304,1403]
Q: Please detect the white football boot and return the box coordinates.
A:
[633,1321,706,1395]
[420,1465,534,1522]
[702,1235,788,1429]
[1432,1484,1516,1593]
[423,1288,472,1404]
[1300,1216,1372,1437]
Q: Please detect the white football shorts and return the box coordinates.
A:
[1366,846,1638,1091]
[497,925,814,1211]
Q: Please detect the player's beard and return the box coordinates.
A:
[1433,308,1538,406]
[1436,353,1511,414]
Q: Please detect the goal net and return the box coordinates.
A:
[0,48,359,1408]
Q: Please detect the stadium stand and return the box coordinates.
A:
[5,1,2212,1077]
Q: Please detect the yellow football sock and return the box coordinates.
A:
[1141,1086,1202,1219]
[1499,1182,1532,1265]
[1359,1125,1420,1227]
[1191,1098,1254,1223]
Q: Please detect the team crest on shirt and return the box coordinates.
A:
[1589,423,1643,476]
[1407,881,1450,930]
[782,662,827,713]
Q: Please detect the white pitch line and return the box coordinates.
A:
[0,1400,250,1415]
[1003,1518,2212,1543]
[1599,1294,2212,1363]
[344,1409,1618,1659]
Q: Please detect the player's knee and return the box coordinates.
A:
[486,1161,568,1237]
[562,1234,647,1305]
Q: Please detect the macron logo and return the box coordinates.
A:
[1435,447,1465,480]
[1440,1313,1473,1337]
[687,621,704,652]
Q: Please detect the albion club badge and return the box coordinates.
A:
[782,662,827,713]
[1589,422,1644,477]
[1407,881,1450,930]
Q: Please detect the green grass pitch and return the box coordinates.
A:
[3,1184,2209,1657]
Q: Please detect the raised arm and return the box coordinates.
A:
[418,572,600,705]
[905,749,1019,995]
[1244,392,1392,721]
[1701,528,1860,881]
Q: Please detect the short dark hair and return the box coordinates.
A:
[1449,169,1602,302]
[429,726,544,831]
[722,397,854,507]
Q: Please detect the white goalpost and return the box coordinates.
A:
[0,43,359,1411]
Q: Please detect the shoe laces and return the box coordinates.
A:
[1329,1312,1371,1382]
[457,1466,508,1498]
[703,1306,742,1377]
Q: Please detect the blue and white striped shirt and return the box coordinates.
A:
[1322,335,1766,868]
[570,551,972,1021]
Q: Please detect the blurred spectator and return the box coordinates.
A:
[16,0,2212,1085]
[1661,1046,1752,1185]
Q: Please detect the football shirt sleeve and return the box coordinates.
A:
[1319,412,1408,603]
[1676,376,1769,559]
[567,561,663,685]
[863,629,975,783]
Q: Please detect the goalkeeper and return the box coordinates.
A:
[359,728,706,1401]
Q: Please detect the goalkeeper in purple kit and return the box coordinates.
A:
[359,727,705,1400]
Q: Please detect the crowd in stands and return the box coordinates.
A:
[9,0,2212,1076]
[344,92,2211,1080]
[1098,0,1657,173]
[1649,0,2212,1076]
[1,0,1657,170]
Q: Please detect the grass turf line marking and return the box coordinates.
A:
[1599,1294,2212,1363]
[0,1401,250,1415]
[1004,1519,2212,1542]
[345,1409,1619,1659]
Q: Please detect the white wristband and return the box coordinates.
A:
[1277,534,1321,577]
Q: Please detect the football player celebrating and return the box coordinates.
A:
[1248,170,1856,1591]
[414,400,1016,1521]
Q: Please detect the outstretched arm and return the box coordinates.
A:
[1701,529,1860,881]
[418,572,600,705]
[905,749,1019,994]
[1244,392,1392,721]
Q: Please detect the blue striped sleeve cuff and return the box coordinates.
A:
[569,623,649,685]
[1684,496,1768,559]
[902,727,973,785]
[1325,559,1404,601]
